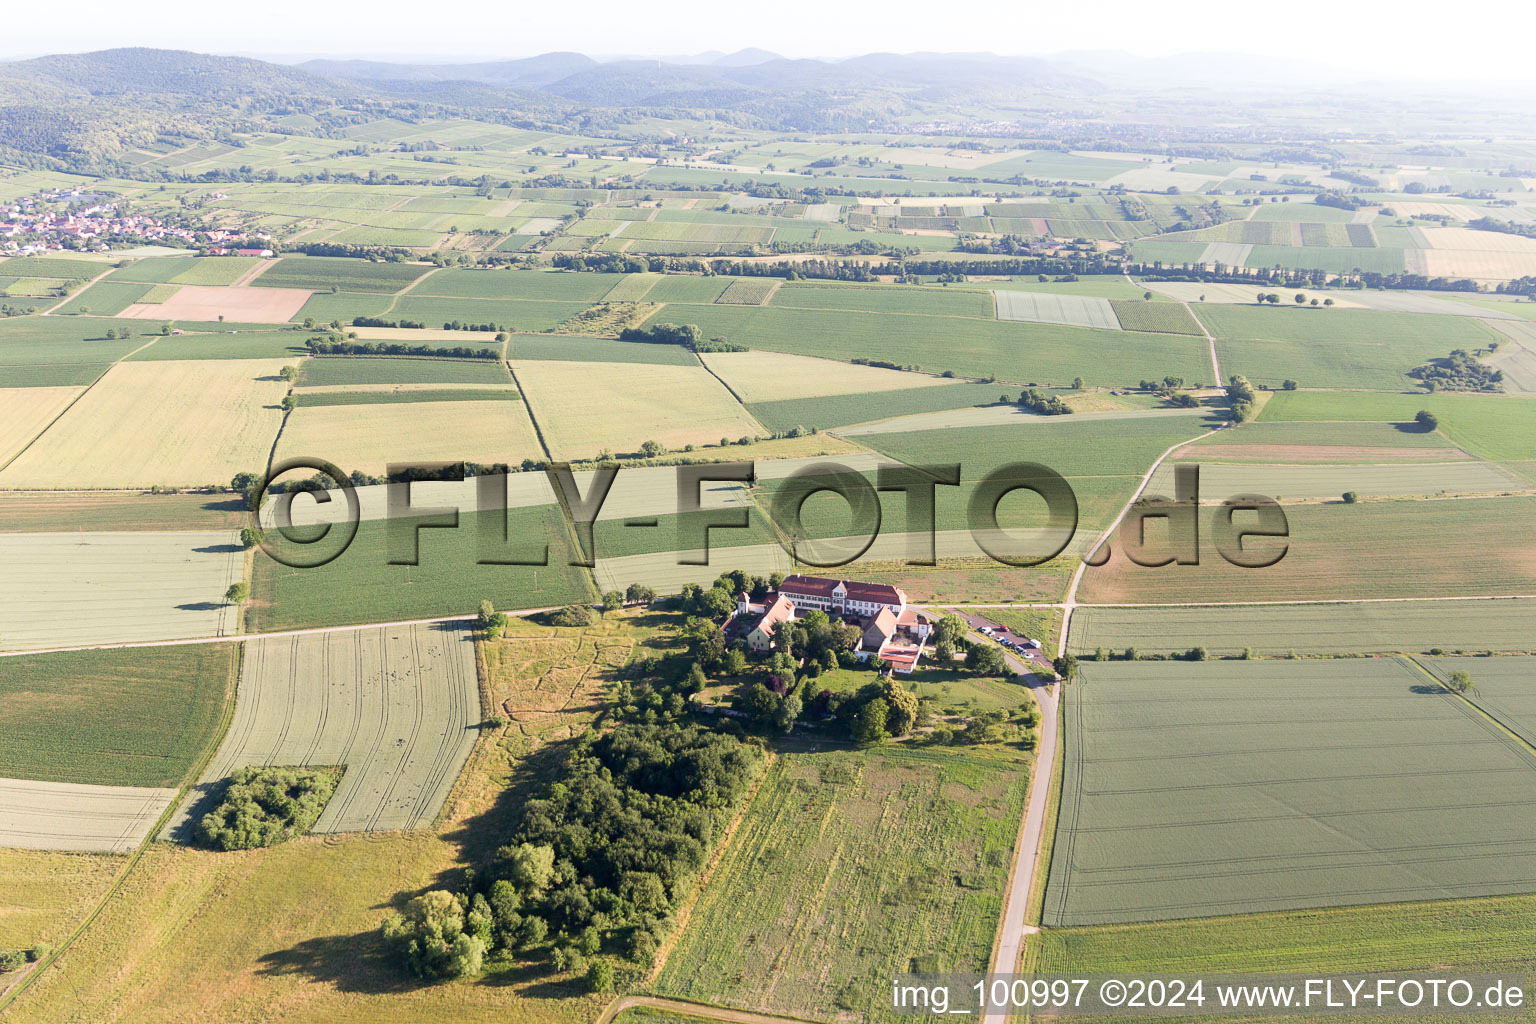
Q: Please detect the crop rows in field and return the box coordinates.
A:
[1043,658,1536,925]
[994,290,1120,330]
[252,256,434,293]
[1148,459,1525,500]
[714,277,778,304]
[0,778,177,853]
[511,359,763,460]
[248,507,591,632]
[0,531,243,650]
[0,643,234,788]
[640,303,1210,386]
[166,622,479,838]
[1026,890,1536,980]
[0,358,289,489]
[1067,599,1536,656]
[1108,299,1204,335]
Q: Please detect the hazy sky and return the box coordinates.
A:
[4,0,1533,83]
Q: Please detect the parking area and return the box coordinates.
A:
[941,607,1056,673]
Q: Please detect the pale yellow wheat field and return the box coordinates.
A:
[512,359,764,459]
[0,386,84,466]
[0,360,289,488]
[698,350,955,403]
[275,399,545,476]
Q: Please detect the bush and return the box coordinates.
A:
[195,766,339,850]
[382,890,487,979]
[0,949,26,973]
[549,604,595,627]
[28,943,51,963]
[1342,491,1358,504]
[585,960,615,993]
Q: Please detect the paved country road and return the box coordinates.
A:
[981,642,1059,1023]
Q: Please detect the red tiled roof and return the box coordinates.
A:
[754,594,796,632]
[780,574,904,606]
[779,574,837,597]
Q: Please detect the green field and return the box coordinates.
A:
[1422,655,1536,748]
[1043,658,1536,925]
[590,507,780,560]
[1026,890,1536,981]
[1201,305,1498,390]
[126,331,312,361]
[54,280,152,315]
[638,303,1210,386]
[248,506,592,631]
[292,290,396,323]
[409,268,616,301]
[748,382,1004,433]
[769,281,993,317]
[0,256,108,280]
[0,316,144,386]
[656,745,1029,1022]
[1109,299,1204,335]
[294,386,518,407]
[1259,390,1536,461]
[506,334,698,365]
[1190,418,1464,455]
[252,256,433,293]
[109,257,261,286]
[296,356,512,387]
[644,275,734,303]
[390,295,591,332]
[715,277,779,304]
[0,644,234,788]
[1068,599,1536,657]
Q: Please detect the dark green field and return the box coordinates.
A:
[0,644,234,788]
[748,382,1004,433]
[252,256,434,293]
[296,356,512,387]
[1044,658,1536,925]
[507,334,698,365]
[1259,390,1536,461]
[638,303,1210,386]
[248,506,593,631]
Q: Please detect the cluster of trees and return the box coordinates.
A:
[194,766,338,851]
[1255,292,1334,307]
[1227,374,1257,421]
[304,336,500,360]
[1411,349,1503,392]
[616,322,746,353]
[1016,387,1073,415]
[1495,276,1536,298]
[1314,189,1371,209]
[383,724,765,984]
[283,242,415,261]
[351,315,428,329]
[1469,217,1536,239]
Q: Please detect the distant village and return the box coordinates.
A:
[0,188,269,257]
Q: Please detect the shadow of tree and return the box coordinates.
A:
[255,929,418,995]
